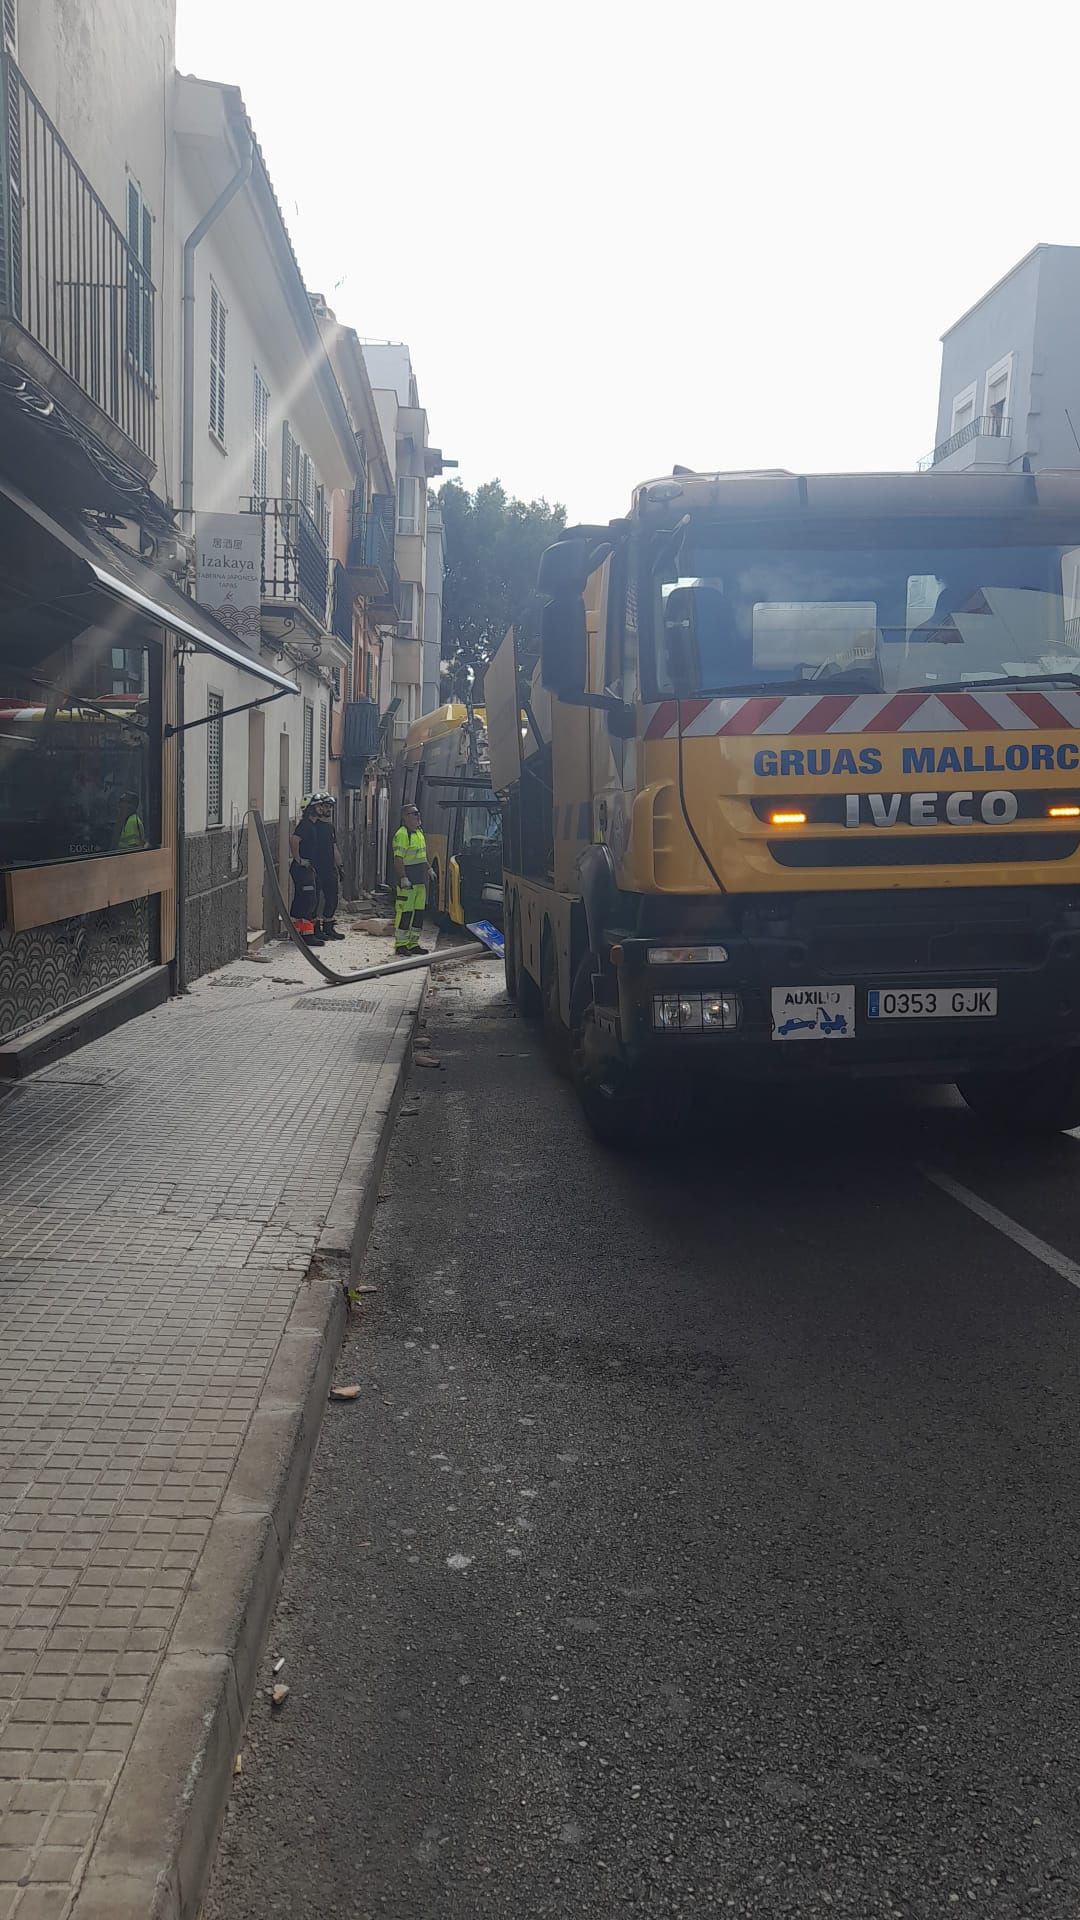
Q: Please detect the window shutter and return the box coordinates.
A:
[209,284,226,442]
[253,370,269,497]
[3,0,18,55]
[318,702,328,788]
[207,691,224,827]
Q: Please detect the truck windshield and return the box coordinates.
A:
[651,538,1080,696]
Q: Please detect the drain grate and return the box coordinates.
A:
[295,995,379,1015]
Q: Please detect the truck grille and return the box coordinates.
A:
[768,833,1080,869]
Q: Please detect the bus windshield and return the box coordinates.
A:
[650,538,1080,697]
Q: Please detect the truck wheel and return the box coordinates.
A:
[514,909,543,1021]
[569,952,686,1149]
[957,1051,1080,1134]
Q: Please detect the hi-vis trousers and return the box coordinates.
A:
[394,879,426,952]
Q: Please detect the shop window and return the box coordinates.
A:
[0,629,160,867]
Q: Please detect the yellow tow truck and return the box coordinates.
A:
[486,468,1080,1143]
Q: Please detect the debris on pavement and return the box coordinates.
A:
[233,1754,243,1776]
[271,1684,291,1710]
[414,1054,444,1070]
[329,1384,361,1401]
[273,1657,286,1674]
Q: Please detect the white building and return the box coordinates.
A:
[361,343,454,742]
[923,244,1080,476]
[169,77,366,975]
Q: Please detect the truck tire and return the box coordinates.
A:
[957,1051,1080,1134]
[569,952,686,1149]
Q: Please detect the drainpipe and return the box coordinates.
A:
[176,121,253,989]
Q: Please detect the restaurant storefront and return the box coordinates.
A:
[0,475,295,1063]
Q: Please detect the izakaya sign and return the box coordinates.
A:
[195,513,260,644]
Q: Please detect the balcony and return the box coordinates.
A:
[347,493,394,594]
[0,53,156,470]
[919,414,1013,473]
[330,560,354,652]
[247,497,334,650]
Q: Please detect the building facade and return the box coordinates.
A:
[169,77,367,978]
[0,0,292,1060]
[361,343,453,749]
[923,245,1080,475]
[0,0,446,1060]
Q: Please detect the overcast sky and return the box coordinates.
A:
[177,0,1079,523]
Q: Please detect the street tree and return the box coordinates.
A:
[437,479,565,696]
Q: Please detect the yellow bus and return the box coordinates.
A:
[395,703,502,926]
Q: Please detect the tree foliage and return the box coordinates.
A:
[437,478,566,693]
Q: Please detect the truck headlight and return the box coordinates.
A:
[702,993,740,1030]
[652,994,702,1031]
[647,944,729,965]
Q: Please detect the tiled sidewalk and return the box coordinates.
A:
[0,932,423,1920]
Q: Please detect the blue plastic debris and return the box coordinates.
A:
[467,920,505,957]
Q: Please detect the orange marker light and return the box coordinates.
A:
[1048,805,1080,819]
[768,810,807,827]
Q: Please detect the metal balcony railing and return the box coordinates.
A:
[248,497,330,627]
[919,414,1013,471]
[330,560,354,650]
[0,53,156,462]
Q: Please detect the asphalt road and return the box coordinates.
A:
[205,959,1080,1919]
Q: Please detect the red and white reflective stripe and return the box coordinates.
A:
[642,689,1080,738]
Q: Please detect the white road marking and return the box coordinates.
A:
[922,1167,1080,1292]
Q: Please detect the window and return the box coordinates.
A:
[650,537,1080,698]
[399,581,420,639]
[0,633,160,865]
[209,282,227,446]
[125,176,153,379]
[302,700,314,795]
[252,369,270,497]
[397,474,422,537]
[318,701,328,788]
[207,690,224,827]
[950,383,977,437]
[984,354,1013,434]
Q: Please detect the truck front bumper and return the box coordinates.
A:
[605,922,1080,1081]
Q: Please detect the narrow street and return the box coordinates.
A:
[205,962,1080,1919]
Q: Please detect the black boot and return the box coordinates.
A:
[322,919,346,941]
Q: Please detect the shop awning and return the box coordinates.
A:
[0,476,298,695]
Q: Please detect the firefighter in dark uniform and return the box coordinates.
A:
[393,802,431,954]
[290,793,344,944]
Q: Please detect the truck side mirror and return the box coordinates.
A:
[537,537,590,598]
[538,537,591,696]
[662,585,699,697]
[540,593,587,695]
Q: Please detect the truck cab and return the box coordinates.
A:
[488,468,1080,1142]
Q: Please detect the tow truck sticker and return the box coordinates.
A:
[771,986,855,1040]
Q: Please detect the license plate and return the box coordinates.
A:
[771,984,855,1039]
[867,987,998,1020]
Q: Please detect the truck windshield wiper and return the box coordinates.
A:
[916,672,1080,693]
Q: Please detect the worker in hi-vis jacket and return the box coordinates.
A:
[392,802,432,955]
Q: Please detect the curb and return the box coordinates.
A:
[70,979,426,1920]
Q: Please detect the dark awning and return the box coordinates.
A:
[0,475,297,694]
